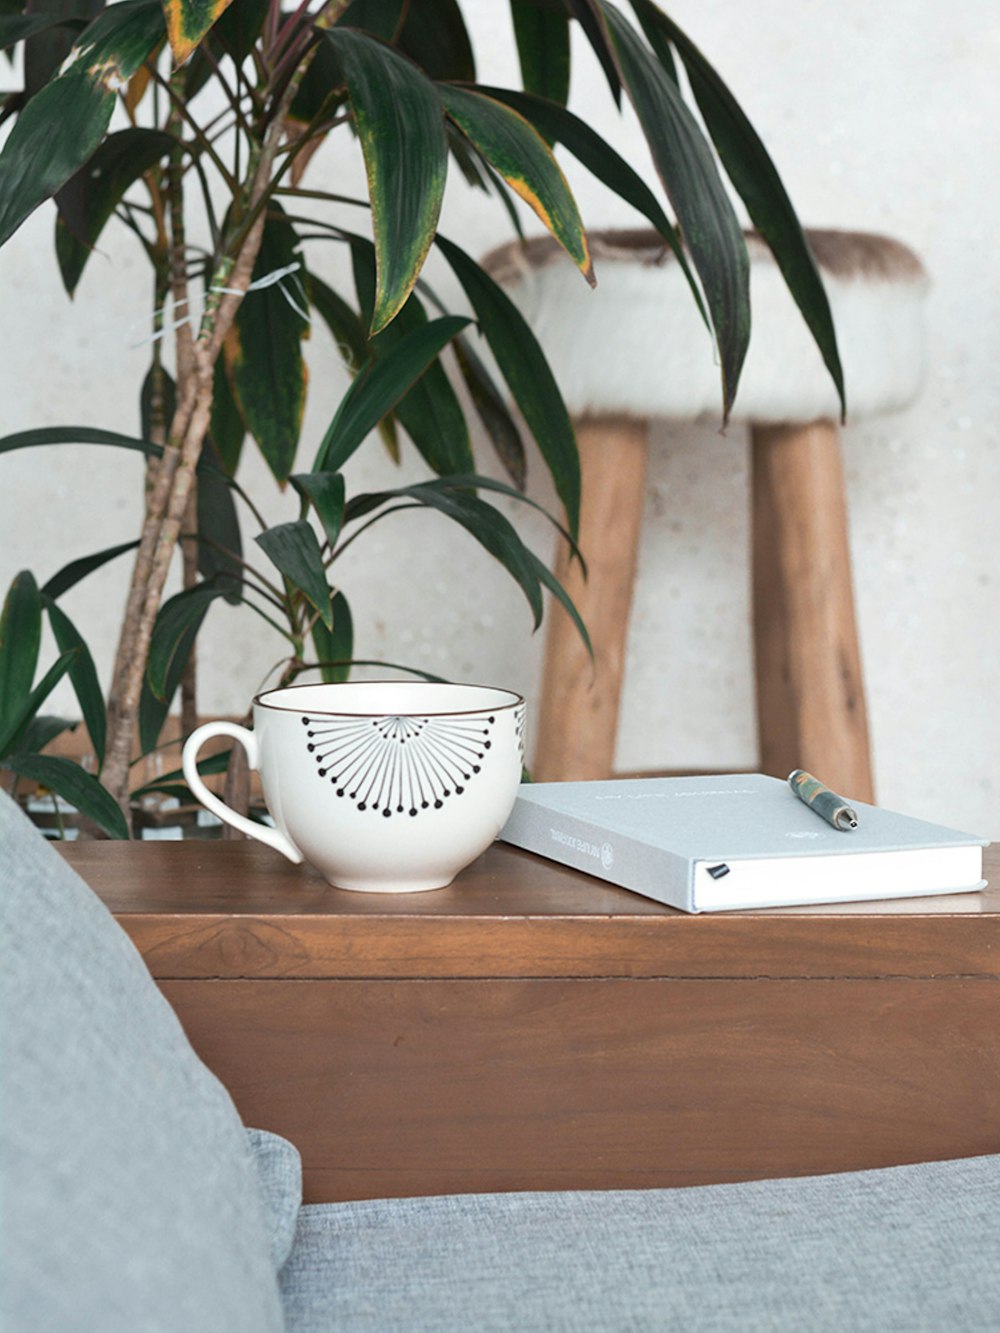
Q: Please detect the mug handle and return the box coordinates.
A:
[182,721,303,864]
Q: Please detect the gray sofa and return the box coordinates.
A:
[2,788,997,1332]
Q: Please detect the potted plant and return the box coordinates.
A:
[0,0,842,836]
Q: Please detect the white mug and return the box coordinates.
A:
[182,681,526,893]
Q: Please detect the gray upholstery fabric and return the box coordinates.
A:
[248,1128,304,1271]
[0,792,285,1332]
[281,1154,1000,1331]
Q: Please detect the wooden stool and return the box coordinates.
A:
[483,230,929,802]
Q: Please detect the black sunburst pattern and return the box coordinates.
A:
[301,713,500,816]
[514,704,526,763]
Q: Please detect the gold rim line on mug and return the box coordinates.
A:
[253,680,525,719]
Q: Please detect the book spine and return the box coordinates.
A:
[500,801,694,911]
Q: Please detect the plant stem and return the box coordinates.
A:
[101,52,323,821]
[148,67,239,192]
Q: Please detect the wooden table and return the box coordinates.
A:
[61,840,1000,1204]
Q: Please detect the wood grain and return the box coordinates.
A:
[533,416,649,781]
[60,841,1000,981]
[58,841,1000,1204]
[161,976,1000,1203]
[752,420,874,802]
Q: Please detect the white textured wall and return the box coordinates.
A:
[1,1,998,835]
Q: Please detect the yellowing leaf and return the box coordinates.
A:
[124,59,154,117]
[440,85,593,287]
[162,0,236,65]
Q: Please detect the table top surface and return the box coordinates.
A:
[59,838,999,918]
[57,839,1000,982]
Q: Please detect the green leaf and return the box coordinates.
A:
[351,240,473,475]
[480,84,708,330]
[326,27,447,333]
[311,590,353,684]
[0,423,232,480]
[447,122,490,192]
[440,84,593,287]
[396,0,474,81]
[452,334,526,490]
[290,472,346,550]
[146,582,224,700]
[343,480,549,629]
[130,745,232,797]
[56,128,173,296]
[313,314,470,474]
[139,617,198,754]
[19,714,78,756]
[44,596,106,767]
[309,270,370,374]
[208,0,266,60]
[0,424,158,460]
[401,486,547,628]
[345,473,584,568]
[208,355,245,477]
[74,0,166,79]
[0,12,82,48]
[5,753,129,839]
[307,271,400,463]
[255,522,332,629]
[42,539,140,601]
[0,570,41,745]
[436,234,580,539]
[567,0,621,105]
[338,0,404,41]
[163,0,236,64]
[224,208,309,484]
[0,68,113,249]
[0,649,77,759]
[510,1,569,114]
[21,0,103,101]
[288,29,343,124]
[196,449,243,603]
[481,86,668,231]
[526,546,592,659]
[632,0,845,418]
[601,2,750,419]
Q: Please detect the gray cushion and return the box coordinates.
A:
[248,1128,304,1271]
[280,1154,1000,1331]
[0,792,285,1332]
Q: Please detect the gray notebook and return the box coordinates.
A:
[499,774,989,913]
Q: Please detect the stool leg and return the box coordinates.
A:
[751,420,874,802]
[532,416,649,782]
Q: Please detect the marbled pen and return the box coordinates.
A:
[788,769,859,831]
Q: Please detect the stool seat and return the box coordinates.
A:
[482,228,930,800]
[483,228,928,423]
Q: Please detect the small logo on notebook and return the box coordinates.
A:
[601,842,614,870]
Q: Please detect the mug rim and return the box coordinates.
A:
[253,679,525,719]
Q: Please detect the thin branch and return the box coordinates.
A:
[228,476,270,531]
[198,43,253,138]
[185,533,289,607]
[267,27,319,103]
[147,65,238,192]
[272,0,313,64]
[241,593,299,645]
[189,152,221,251]
[275,111,351,156]
[115,204,158,260]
